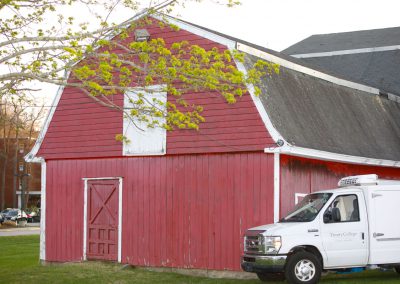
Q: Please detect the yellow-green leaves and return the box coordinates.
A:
[70,26,278,134]
[227,0,242,7]
[99,62,113,83]
[1,0,253,139]
[115,134,130,144]
[86,81,103,93]
[74,65,96,80]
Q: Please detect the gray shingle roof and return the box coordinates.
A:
[283,26,400,54]
[301,50,400,96]
[282,27,400,96]
[244,53,400,160]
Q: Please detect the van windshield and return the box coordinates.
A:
[280,193,332,222]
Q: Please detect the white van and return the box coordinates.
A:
[241,174,400,284]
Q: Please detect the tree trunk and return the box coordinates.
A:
[0,156,7,210]
[12,137,19,208]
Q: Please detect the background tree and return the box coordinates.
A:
[0,95,44,209]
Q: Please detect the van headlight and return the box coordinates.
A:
[263,236,282,254]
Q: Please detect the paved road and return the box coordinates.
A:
[0,224,40,236]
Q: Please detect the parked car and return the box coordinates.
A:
[1,208,12,216]
[25,208,40,223]
[3,209,28,226]
[0,208,12,225]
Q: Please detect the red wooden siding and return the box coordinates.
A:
[37,87,123,160]
[45,152,274,270]
[280,155,400,217]
[37,19,273,160]
[167,92,273,154]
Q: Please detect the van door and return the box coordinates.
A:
[369,189,400,264]
[320,193,368,268]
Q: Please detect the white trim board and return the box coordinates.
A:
[273,153,280,223]
[118,178,122,263]
[83,177,123,263]
[265,145,400,168]
[237,43,380,96]
[82,177,123,181]
[291,44,400,58]
[39,161,46,261]
[83,179,88,261]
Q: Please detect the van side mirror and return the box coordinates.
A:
[332,207,341,222]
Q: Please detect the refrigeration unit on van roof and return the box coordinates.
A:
[338,174,378,187]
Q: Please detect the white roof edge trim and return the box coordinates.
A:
[291,44,400,58]
[151,14,236,49]
[265,144,400,168]
[233,55,285,144]
[237,43,380,96]
[24,71,69,163]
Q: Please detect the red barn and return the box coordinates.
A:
[26,16,400,273]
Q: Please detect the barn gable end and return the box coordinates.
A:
[33,18,274,161]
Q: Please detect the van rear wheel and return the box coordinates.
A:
[284,251,321,284]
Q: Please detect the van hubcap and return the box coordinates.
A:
[294,259,315,281]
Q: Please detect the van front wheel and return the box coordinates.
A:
[285,251,321,284]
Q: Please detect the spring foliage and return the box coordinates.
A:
[0,0,279,134]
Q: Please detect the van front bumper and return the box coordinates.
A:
[241,254,287,273]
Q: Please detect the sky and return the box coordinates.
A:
[175,0,400,51]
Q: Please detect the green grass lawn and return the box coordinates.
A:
[0,235,400,283]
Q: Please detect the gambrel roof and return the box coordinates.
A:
[244,53,400,161]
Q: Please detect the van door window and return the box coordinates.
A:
[323,195,359,223]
